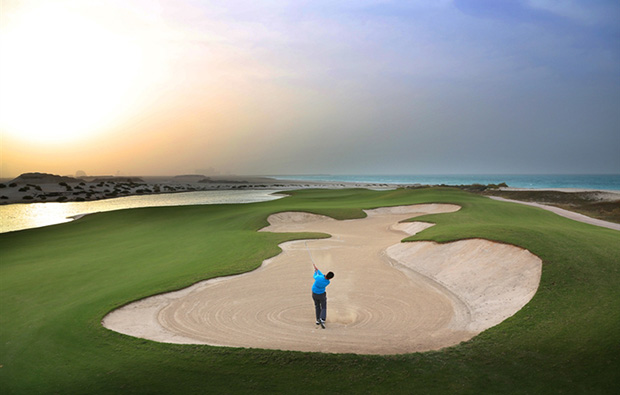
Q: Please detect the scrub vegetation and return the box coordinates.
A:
[1,188,619,394]
[481,189,620,224]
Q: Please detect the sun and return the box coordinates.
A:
[0,4,145,144]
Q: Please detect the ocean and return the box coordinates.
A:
[271,174,620,191]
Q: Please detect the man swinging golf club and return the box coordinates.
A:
[312,263,334,329]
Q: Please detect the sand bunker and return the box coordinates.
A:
[103,204,542,354]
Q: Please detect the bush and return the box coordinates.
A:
[23,195,33,200]
[0,183,6,188]
[56,196,68,202]
[9,183,17,187]
[1,195,8,199]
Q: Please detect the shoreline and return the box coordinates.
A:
[2,173,618,233]
[0,175,399,206]
[2,173,619,206]
[0,189,286,234]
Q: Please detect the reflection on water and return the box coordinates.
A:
[0,190,284,233]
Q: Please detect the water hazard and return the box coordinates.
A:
[0,190,284,233]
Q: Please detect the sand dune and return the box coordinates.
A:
[103,204,542,354]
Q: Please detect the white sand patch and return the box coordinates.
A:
[103,204,542,354]
[387,240,541,332]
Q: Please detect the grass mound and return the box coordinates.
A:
[1,188,619,394]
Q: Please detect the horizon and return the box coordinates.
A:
[2,170,620,182]
[2,1,619,177]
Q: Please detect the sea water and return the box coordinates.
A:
[0,190,284,233]
[271,174,620,191]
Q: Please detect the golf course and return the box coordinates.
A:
[1,188,619,393]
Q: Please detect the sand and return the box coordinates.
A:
[103,204,542,355]
[489,196,620,231]
[0,174,394,205]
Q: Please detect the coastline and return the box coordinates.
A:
[2,173,618,233]
[271,174,620,191]
[2,173,619,206]
[0,175,397,205]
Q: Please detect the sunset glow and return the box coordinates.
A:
[0,1,618,177]
[0,3,155,144]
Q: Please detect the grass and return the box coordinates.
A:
[481,189,620,224]
[1,188,619,394]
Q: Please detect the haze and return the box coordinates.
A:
[1,0,619,178]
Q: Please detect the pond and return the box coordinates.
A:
[1,190,284,233]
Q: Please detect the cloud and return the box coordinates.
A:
[2,0,618,176]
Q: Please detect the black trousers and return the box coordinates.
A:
[312,292,327,321]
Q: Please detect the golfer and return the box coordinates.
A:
[312,263,334,328]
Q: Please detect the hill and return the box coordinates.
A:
[8,172,81,184]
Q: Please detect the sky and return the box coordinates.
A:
[1,0,619,178]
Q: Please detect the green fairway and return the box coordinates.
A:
[1,188,619,394]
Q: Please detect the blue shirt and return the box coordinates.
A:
[312,269,330,294]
